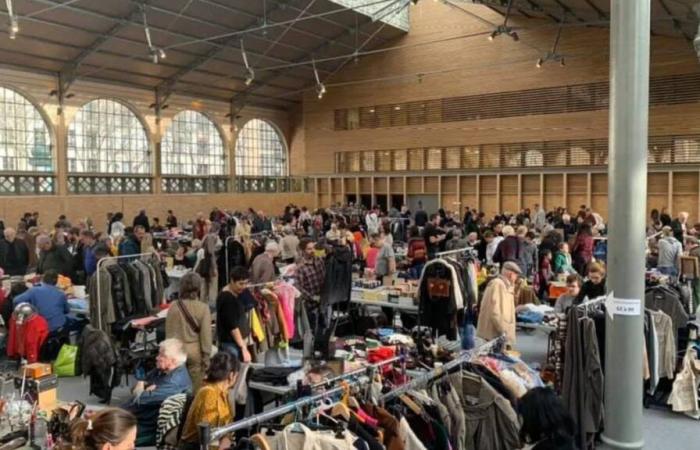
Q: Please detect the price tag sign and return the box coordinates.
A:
[611,297,641,316]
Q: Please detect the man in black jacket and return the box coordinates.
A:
[0,228,29,276]
[133,210,151,232]
[36,234,74,278]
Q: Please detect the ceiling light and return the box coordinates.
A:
[240,39,255,86]
[141,6,164,64]
[312,58,326,100]
[6,0,18,39]
[394,106,401,111]
[158,48,166,60]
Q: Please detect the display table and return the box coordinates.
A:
[350,287,418,314]
[165,267,190,299]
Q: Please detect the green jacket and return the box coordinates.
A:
[553,251,575,274]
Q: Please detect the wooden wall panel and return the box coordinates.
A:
[480,175,498,218]
[566,174,587,212]
[407,177,423,194]
[442,176,458,193]
[331,178,342,194]
[461,176,477,195]
[673,172,699,221]
[318,179,330,194]
[500,175,519,214]
[424,177,439,193]
[359,178,372,193]
[343,178,356,194]
[374,178,388,194]
[544,174,564,210]
[442,195,460,212]
[591,173,609,218]
[390,177,403,193]
[462,195,477,210]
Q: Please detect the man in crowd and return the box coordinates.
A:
[216,266,254,363]
[165,210,178,229]
[280,226,299,264]
[657,225,682,278]
[423,214,446,260]
[414,204,428,228]
[80,230,98,277]
[119,225,145,257]
[13,270,70,333]
[534,203,547,232]
[477,261,521,347]
[125,338,192,445]
[296,238,326,300]
[671,211,690,248]
[251,241,280,284]
[133,209,151,232]
[37,234,74,278]
[0,227,29,276]
[554,273,582,314]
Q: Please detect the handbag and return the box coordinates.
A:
[54,344,79,377]
[176,301,200,334]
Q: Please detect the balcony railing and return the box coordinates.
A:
[0,174,55,195]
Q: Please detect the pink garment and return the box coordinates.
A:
[274,282,297,339]
[365,247,379,269]
[355,408,379,428]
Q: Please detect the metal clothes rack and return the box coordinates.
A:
[576,294,607,310]
[95,251,156,332]
[380,336,505,402]
[435,246,475,258]
[199,355,405,448]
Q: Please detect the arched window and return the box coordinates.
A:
[0,86,52,172]
[235,119,287,176]
[67,99,150,174]
[162,110,226,176]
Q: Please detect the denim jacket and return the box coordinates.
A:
[134,364,192,406]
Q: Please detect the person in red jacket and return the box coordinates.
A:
[7,310,49,363]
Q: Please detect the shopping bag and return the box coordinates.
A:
[53,344,79,377]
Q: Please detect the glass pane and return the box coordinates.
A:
[0,87,53,172]
[162,110,226,176]
[67,99,150,174]
[235,119,287,176]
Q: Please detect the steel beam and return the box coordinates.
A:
[657,0,693,41]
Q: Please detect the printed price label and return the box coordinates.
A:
[611,298,641,316]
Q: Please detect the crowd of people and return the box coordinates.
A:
[1,200,697,449]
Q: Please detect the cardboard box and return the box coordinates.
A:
[24,363,52,379]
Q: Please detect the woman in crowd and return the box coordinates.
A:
[165,272,212,392]
[406,225,427,279]
[69,407,137,450]
[571,223,594,276]
[575,262,606,304]
[537,249,553,300]
[108,213,125,240]
[196,234,219,306]
[518,387,576,450]
[180,352,240,450]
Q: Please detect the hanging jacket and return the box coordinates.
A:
[418,262,458,340]
[7,313,49,363]
[81,325,119,403]
[321,246,353,306]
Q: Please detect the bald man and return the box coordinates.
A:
[0,227,29,276]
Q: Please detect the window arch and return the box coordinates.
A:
[161,110,226,176]
[67,99,151,174]
[235,119,287,176]
[0,86,52,172]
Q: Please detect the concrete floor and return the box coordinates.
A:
[56,330,697,449]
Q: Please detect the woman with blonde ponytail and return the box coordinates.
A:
[70,408,137,450]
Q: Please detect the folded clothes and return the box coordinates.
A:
[516,311,544,324]
[249,366,302,385]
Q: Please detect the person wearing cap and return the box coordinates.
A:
[250,241,280,284]
[477,261,521,346]
[657,225,682,278]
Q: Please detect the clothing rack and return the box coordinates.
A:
[380,336,505,402]
[435,246,473,257]
[95,252,157,331]
[199,355,405,447]
[576,294,607,309]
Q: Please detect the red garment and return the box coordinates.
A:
[368,346,396,363]
[7,313,49,363]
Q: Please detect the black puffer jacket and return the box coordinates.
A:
[321,246,353,306]
[81,325,118,403]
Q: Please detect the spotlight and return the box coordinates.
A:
[241,39,255,87]
[158,48,166,60]
[536,59,542,68]
[245,68,255,86]
[6,0,17,39]
[316,83,326,100]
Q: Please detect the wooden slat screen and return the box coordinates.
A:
[461,176,477,194]
[567,174,587,194]
[442,176,458,193]
[334,134,700,173]
[648,173,668,195]
[424,177,439,193]
[591,174,607,194]
[500,175,518,193]
[334,72,700,130]
[480,176,497,194]
[673,172,698,194]
[522,175,540,194]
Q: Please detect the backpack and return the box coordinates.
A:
[410,240,427,263]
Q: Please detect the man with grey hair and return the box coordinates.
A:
[125,338,191,445]
[36,233,74,278]
[477,261,521,346]
[251,241,280,284]
[0,227,29,276]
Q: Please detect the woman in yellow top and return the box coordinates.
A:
[180,351,240,450]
